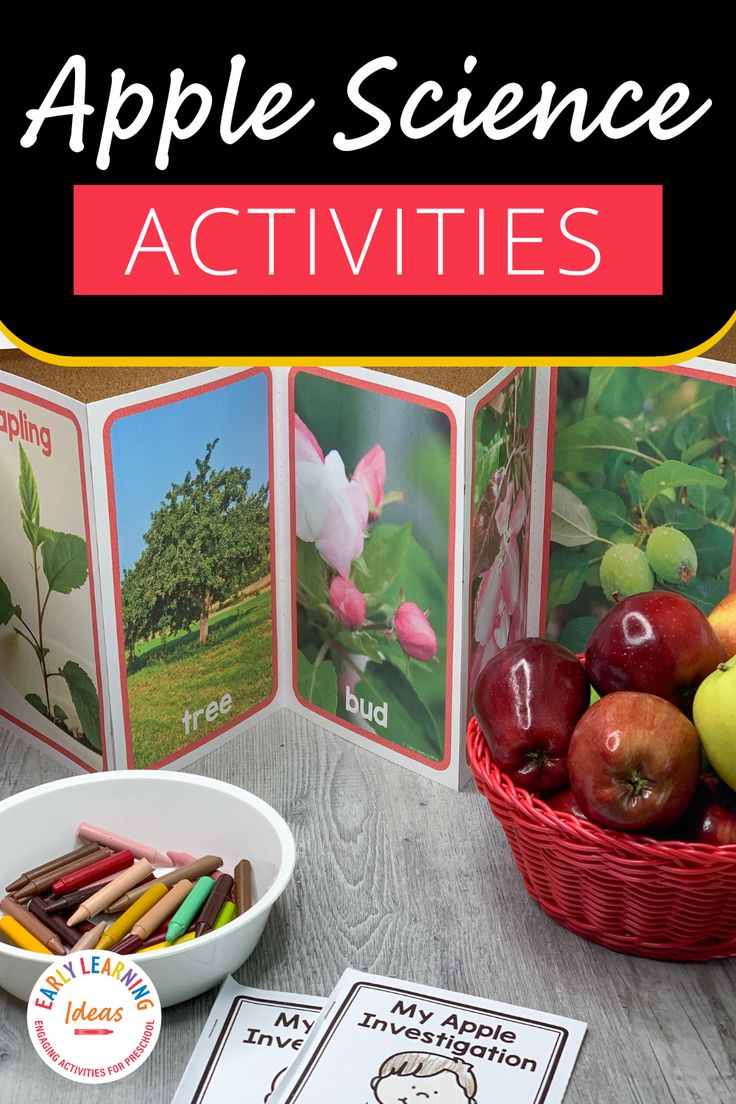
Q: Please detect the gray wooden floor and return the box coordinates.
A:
[0,713,734,1103]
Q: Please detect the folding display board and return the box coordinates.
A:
[1,352,734,789]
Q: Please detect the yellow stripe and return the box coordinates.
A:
[2,310,734,370]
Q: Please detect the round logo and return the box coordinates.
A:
[26,950,161,1084]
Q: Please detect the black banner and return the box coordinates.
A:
[1,29,733,360]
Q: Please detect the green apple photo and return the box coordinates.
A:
[547,366,736,653]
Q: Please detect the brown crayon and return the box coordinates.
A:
[195,875,234,937]
[234,860,252,916]
[44,881,118,914]
[5,842,101,892]
[0,896,66,955]
[16,847,113,901]
[27,898,84,949]
[106,856,223,913]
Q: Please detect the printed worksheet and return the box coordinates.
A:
[172,978,325,1103]
[271,970,586,1104]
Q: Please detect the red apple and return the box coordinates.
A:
[568,691,700,831]
[473,637,589,792]
[708,592,736,661]
[544,788,589,821]
[585,591,724,706]
[679,774,736,845]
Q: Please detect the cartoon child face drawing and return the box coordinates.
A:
[371,1052,477,1104]
[264,1067,287,1102]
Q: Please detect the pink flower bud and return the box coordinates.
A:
[329,576,366,630]
[354,444,386,518]
[394,601,437,662]
[294,413,324,464]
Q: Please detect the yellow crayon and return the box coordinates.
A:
[213,901,236,930]
[138,931,196,953]
[0,914,51,954]
[95,883,168,951]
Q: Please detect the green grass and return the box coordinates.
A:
[126,590,273,768]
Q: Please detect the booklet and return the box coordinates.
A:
[270,970,587,1104]
[172,977,326,1104]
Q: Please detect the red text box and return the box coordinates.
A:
[74,184,662,296]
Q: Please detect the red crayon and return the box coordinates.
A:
[74,1028,114,1036]
[51,850,134,895]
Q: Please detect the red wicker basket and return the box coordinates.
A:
[467,717,736,960]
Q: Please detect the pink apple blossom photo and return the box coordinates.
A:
[292,370,452,764]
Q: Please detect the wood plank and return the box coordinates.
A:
[0,714,734,1102]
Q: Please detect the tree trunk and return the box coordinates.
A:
[199,587,212,644]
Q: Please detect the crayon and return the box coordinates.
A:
[115,921,172,954]
[127,923,172,952]
[77,823,171,867]
[95,883,169,952]
[106,855,223,913]
[195,874,234,937]
[51,849,134,895]
[139,931,196,953]
[67,859,154,926]
[166,877,216,942]
[5,842,101,892]
[167,851,225,877]
[70,920,107,952]
[111,879,194,953]
[0,896,66,955]
[234,859,252,916]
[27,897,83,949]
[16,847,113,901]
[110,933,142,955]
[213,900,236,930]
[167,851,194,865]
[45,871,154,913]
[0,914,50,953]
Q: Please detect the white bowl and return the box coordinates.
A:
[0,770,295,1007]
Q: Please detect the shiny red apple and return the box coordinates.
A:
[585,591,724,706]
[544,788,589,820]
[680,774,736,845]
[473,637,589,792]
[568,691,700,831]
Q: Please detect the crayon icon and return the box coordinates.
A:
[74,1028,115,1036]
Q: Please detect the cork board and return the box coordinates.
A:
[709,328,736,365]
[0,350,502,399]
[1,336,735,402]
[0,351,214,402]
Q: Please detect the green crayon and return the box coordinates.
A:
[166,876,215,942]
[213,900,236,930]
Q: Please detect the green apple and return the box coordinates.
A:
[693,657,736,790]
